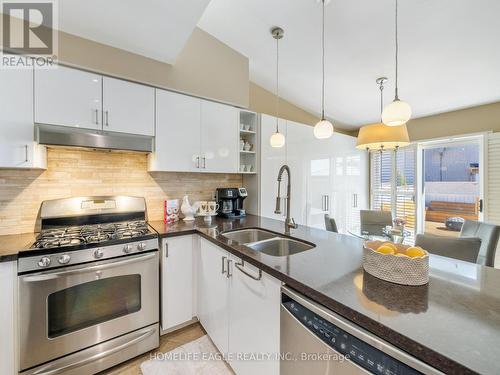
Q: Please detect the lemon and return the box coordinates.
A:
[406,246,426,258]
[376,245,395,255]
[382,242,397,251]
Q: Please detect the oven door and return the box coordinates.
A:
[18,251,159,371]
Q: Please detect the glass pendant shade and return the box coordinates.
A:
[356,123,409,150]
[270,131,285,148]
[381,99,412,126]
[313,119,334,139]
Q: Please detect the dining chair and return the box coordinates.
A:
[360,210,393,236]
[415,220,500,267]
[324,214,338,233]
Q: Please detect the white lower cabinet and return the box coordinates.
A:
[0,261,17,375]
[197,238,230,354]
[228,255,281,375]
[161,236,195,331]
[196,238,281,375]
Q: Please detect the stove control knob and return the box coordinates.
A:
[94,249,104,259]
[123,244,133,254]
[137,242,147,251]
[38,256,51,268]
[58,254,71,264]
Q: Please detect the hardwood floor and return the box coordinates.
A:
[100,323,206,375]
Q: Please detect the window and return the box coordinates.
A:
[370,146,416,243]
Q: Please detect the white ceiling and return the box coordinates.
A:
[198,0,500,128]
[58,0,211,63]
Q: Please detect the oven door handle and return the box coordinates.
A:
[22,252,156,282]
[31,325,157,375]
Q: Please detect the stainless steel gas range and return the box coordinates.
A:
[17,196,159,375]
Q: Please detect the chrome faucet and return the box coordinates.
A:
[274,165,298,234]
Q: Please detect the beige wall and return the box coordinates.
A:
[248,82,355,136]
[406,102,500,141]
[0,148,242,235]
[58,27,250,108]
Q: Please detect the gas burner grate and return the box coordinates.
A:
[33,220,151,249]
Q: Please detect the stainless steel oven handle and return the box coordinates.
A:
[23,252,156,282]
[32,326,156,375]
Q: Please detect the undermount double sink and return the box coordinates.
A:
[221,228,315,257]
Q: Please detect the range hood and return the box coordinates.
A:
[35,124,154,152]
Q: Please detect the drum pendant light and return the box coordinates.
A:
[269,27,286,148]
[382,0,412,126]
[313,0,334,139]
[356,77,410,150]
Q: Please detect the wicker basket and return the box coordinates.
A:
[363,240,429,286]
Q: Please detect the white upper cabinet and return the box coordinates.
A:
[0,67,46,169]
[102,77,154,136]
[149,89,201,172]
[35,65,102,129]
[200,100,238,173]
[260,114,288,221]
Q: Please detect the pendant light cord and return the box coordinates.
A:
[394,0,399,100]
[380,81,384,120]
[275,35,280,132]
[321,0,325,120]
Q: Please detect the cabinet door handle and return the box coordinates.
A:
[226,259,233,278]
[353,194,358,208]
[322,195,329,212]
[235,260,262,281]
[105,110,109,126]
[165,243,169,258]
[94,109,99,125]
[221,256,227,274]
[195,156,200,168]
[24,144,29,163]
[202,157,206,169]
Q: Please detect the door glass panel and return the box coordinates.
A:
[47,275,141,338]
[423,143,480,237]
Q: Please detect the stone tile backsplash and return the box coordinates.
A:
[0,147,242,235]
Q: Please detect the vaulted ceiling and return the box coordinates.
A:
[56,0,500,129]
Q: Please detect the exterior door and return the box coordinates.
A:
[35,65,102,129]
[200,100,238,173]
[102,77,154,136]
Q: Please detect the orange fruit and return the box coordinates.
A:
[405,246,426,258]
[395,253,409,257]
[382,242,397,251]
[376,245,395,255]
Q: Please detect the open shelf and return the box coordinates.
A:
[240,150,256,154]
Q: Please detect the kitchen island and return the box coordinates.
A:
[150,214,500,375]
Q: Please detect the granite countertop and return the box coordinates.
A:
[2,215,499,373]
[150,215,500,375]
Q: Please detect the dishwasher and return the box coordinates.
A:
[281,286,443,375]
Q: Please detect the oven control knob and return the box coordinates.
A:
[137,242,147,251]
[37,256,51,268]
[94,249,104,259]
[58,254,71,264]
[123,244,133,253]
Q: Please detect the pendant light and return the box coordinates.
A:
[269,27,286,148]
[356,77,410,150]
[381,0,412,126]
[313,0,334,139]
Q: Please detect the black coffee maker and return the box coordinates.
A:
[216,188,247,218]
